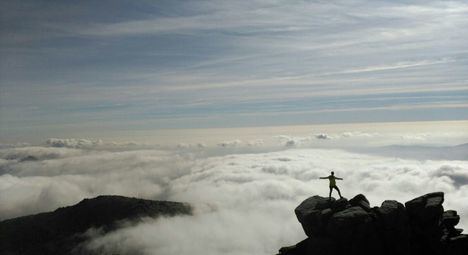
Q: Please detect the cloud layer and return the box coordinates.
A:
[1,140,467,255]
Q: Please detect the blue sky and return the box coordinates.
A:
[1,0,468,141]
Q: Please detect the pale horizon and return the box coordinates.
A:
[2,120,468,146]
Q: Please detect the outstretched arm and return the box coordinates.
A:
[319,176,328,179]
[336,177,343,180]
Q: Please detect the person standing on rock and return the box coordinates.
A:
[319,171,343,199]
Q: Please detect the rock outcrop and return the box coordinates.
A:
[278,192,467,255]
[0,195,192,255]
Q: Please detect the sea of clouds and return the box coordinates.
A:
[1,136,468,255]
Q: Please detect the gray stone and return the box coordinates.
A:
[405,192,444,223]
[377,200,410,255]
[378,200,408,228]
[442,210,460,227]
[327,206,373,238]
[349,194,371,212]
[295,196,335,236]
[331,197,350,212]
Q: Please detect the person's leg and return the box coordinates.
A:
[329,187,332,199]
[334,186,342,198]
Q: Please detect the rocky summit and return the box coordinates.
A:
[278,192,467,255]
[0,195,192,255]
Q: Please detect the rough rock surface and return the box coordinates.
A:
[278,193,468,255]
[0,195,192,255]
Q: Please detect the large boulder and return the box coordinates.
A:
[294,196,335,237]
[349,194,371,212]
[327,206,382,254]
[405,192,444,224]
[377,200,408,228]
[331,197,350,212]
[405,192,445,254]
[442,210,463,243]
[327,206,373,237]
[443,210,461,228]
[375,200,410,255]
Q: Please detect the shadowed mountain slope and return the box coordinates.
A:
[0,195,192,255]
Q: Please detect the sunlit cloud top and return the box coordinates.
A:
[1,0,468,141]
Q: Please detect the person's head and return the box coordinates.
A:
[331,171,334,175]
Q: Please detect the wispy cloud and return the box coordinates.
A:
[1,0,468,140]
[332,58,456,75]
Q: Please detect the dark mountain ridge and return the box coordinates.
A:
[0,195,192,255]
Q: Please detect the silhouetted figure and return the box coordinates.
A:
[319,171,343,199]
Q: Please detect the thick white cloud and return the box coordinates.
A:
[1,142,467,255]
[0,146,192,219]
